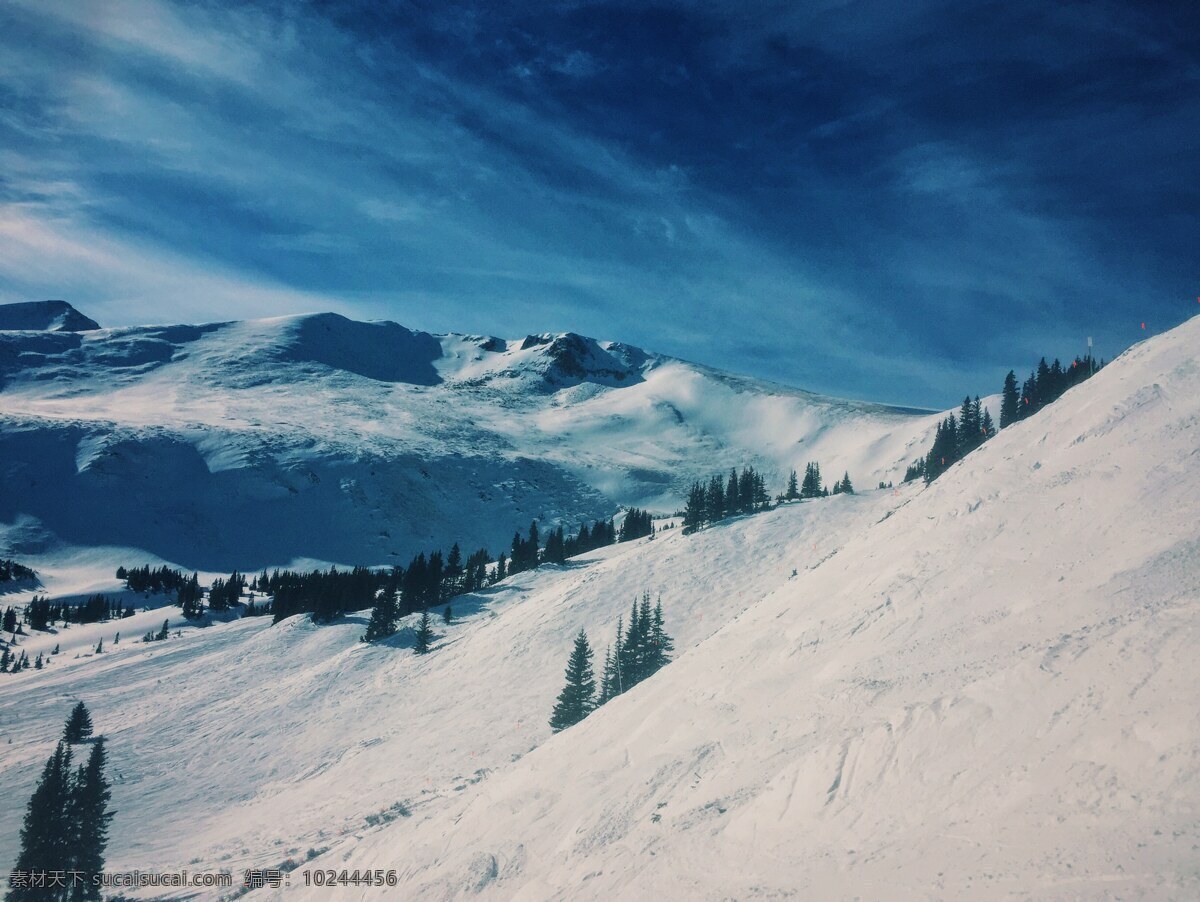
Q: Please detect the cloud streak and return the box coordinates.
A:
[0,0,1196,405]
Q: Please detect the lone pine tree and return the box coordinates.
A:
[549,630,596,732]
[413,610,433,655]
[63,701,93,744]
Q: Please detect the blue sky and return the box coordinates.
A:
[1,0,1196,406]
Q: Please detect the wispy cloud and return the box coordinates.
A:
[0,0,1195,405]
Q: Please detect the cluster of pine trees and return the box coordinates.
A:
[550,593,674,732]
[141,619,171,643]
[268,565,388,624]
[117,564,191,595]
[206,572,247,613]
[617,508,654,542]
[913,395,996,483]
[11,702,112,901]
[681,465,776,534]
[537,519,617,567]
[1,558,36,583]
[906,353,1103,485]
[1,643,58,673]
[24,596,63,631]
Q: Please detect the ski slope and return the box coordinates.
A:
[0,314,1195,899]
[1,307,944,578]
[277,313,1200,899]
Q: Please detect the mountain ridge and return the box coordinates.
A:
[0,309,947,576]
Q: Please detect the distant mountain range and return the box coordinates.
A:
[0,302,941,573]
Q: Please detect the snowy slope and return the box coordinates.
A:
[0,308,944,578]
[275,314,1200,899]
[0,314,1195,900]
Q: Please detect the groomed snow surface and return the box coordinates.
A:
[0,314,1197,899]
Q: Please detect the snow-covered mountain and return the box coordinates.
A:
[0,313,1195,899]
[0,305,942,577]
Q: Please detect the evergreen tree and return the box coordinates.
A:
[362,587,398,642]
[69,737,113,900]
[1000,369,1019,428]
[63,702,94,744]
[598,646,617,704]
[647,598,674,674]
[1,647,10,673]
[156,619,169,641]
[413,610,433,655]
[725,467,739,515]
[682,482,707,534]
[785,469,799,501]
[549,630,596,732]
[840,472,854,495]
[11,742,74,901]
[706,474,726,522]
[443,605,453,624]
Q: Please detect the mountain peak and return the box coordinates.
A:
[0,300,100,332]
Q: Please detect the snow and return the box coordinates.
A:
[1,309,1194,899]
[1,309,946,577]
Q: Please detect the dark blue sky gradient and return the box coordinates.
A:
[1,0,1196,405]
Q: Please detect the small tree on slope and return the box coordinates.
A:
[63,701,93,744]
[549,630,596,732]
[413,610,433,655]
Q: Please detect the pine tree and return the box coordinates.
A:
[362,587,397,642]
[549,630,596,732]
[70,737,113,900]
[443,605,453,624]
[725,467,739,515]
[682,482,707,534]
[647,598,674,674]
[785,469,799,501]
[1000,370,1019,428]
[840,472,854,495]
[598,646,616,704]
[413,610,432,655]
[980,407,995,439]
[11,743,74,901]
[156,619,169,641]
[64,702,94,744]
[706,474,726,522]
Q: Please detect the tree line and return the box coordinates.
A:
[681,463,854,535]
[1,558,36,584]
[905,352,1103,485]
[550,593,674,732]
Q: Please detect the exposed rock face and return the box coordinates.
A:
[0,301,100,332]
